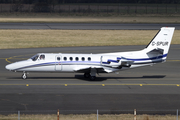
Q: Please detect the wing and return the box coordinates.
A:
[74,66,113,73]
[147,48,164,55]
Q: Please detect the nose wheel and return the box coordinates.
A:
[22,72,27,79]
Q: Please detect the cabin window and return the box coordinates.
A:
[75,57,79,61]
[40,55,45,60]
[82,57,85,61]
[57,57,60,61]
[88,57,91,61]
[31,54,39,61]
[70,57,73,61]
[64,57,67,61]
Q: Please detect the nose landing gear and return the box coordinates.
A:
[22,72,27,79]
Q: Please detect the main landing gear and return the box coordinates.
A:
[22,72,27,79]
[84,73,90,78]
[84,73,96,80]
[84,68,97,80]
[90,76,96,81]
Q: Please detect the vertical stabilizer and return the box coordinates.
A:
[145,27,175,59]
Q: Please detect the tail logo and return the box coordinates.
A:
[152,41,169,46]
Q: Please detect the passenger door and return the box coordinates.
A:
[55,56,62,71]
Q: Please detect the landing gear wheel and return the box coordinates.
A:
[90,76,96,81]
[22,73,27,79]
[84,73,90,78]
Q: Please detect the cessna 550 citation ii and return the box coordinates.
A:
[6,27,175,80]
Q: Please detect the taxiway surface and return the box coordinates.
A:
[0,23,180,29]
[0,45,180,113]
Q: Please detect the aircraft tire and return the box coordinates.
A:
[22,73,27,79]
[84,73,90,78]
[90,76,96,81]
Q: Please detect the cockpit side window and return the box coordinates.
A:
[40,55,45,60]
[31,54,39,61]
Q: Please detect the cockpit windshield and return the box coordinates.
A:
[31,54,45,61]
[31,54,39,61]
[40,55,45,60]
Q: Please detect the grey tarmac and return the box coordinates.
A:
[0,23,180,30]
[0,45,180,114]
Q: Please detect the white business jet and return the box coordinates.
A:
[6,27,175,80]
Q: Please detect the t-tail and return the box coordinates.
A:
[143,27,175,62]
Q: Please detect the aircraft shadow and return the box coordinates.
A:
[7,77,73,80]
[7,75,166,81]
[75,75,166,81]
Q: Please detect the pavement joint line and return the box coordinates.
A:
[0,58,27,59]
[3,54,34,63]
[8,58,27,59]
[167,60,180,62]
[0,84,180,86]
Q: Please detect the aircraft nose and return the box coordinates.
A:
[5,60,28,71]
[5,64,14,71]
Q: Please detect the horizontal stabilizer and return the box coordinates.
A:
[147,48,164,55]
